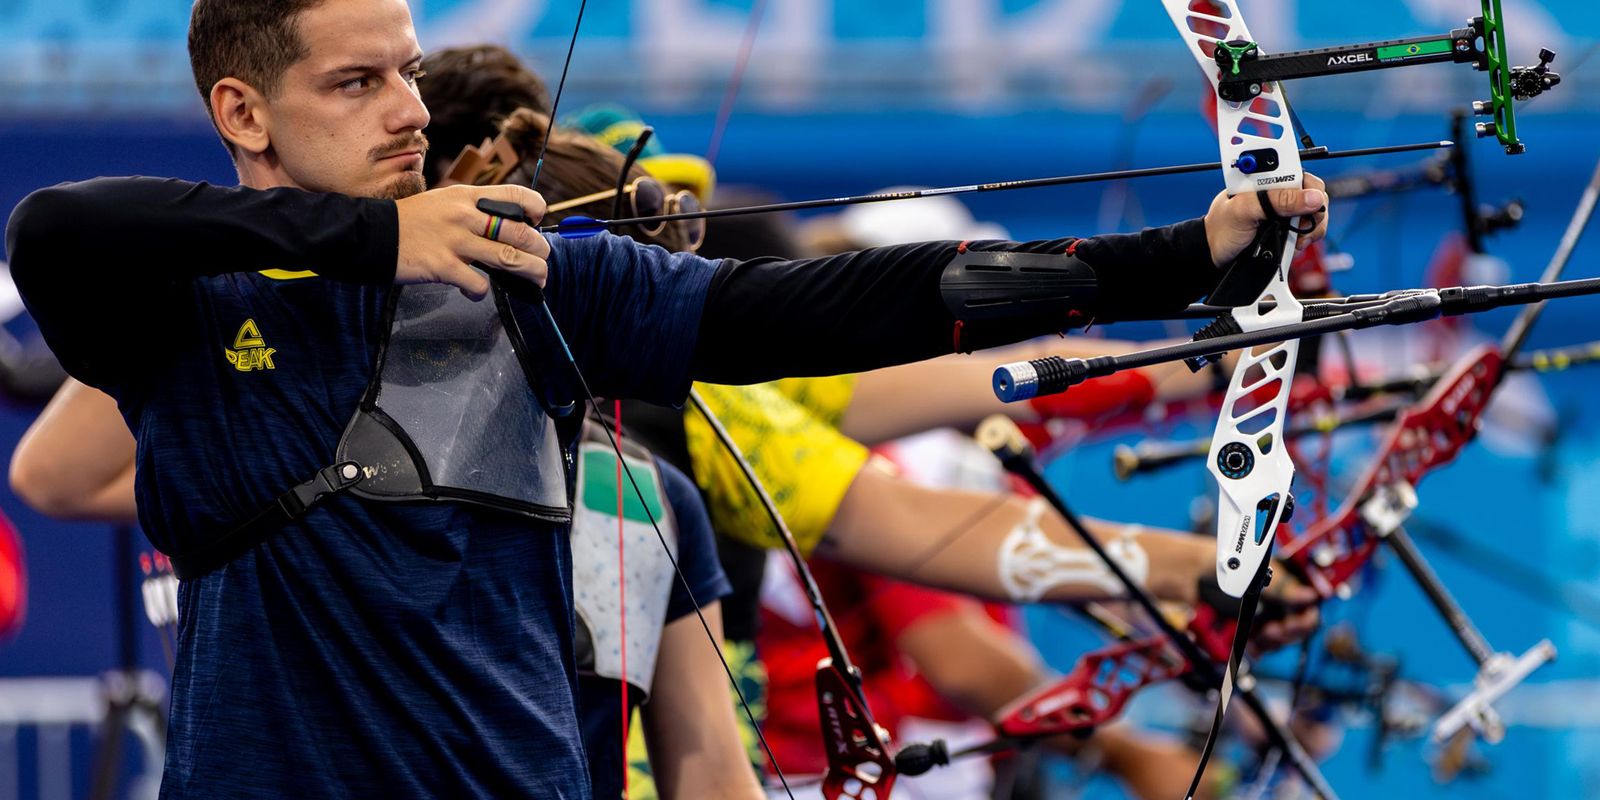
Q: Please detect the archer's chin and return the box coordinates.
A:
[381,172,427,200]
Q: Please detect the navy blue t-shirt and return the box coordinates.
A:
[577,456,732,800]
[7,179,718,798]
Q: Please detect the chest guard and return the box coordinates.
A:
[571,421,679,698]
[337,280,571,519]
[167,276,576,580]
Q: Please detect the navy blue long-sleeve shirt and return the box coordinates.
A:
[4,177,1216,798]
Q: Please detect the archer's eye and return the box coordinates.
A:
[338,76,375,94]
[405,68,427,86]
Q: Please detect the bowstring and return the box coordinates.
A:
[527,0,588,191]
[528,2,797,796]
[613,400,630,798]
[586,386,799,798]
[703,0,771,166]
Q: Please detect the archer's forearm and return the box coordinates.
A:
[895,604,1051,720]
[11,379,138,522]
[689,221,1219,385]
[1081,517,1209,606]
[819,464,1206,605]
[644,605,766,800]
[841,338,1163,444]
[841,335,1238,444]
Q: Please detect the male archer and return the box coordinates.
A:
[5,1,1329,796]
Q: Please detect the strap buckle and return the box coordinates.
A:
[278,461,366,518]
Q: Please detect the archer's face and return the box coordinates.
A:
[264,0,430,199]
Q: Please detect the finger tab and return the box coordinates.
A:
[476,198,529,224]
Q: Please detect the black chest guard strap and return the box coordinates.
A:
[166,461,369,580]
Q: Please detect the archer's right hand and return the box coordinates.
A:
[394,184,550,300]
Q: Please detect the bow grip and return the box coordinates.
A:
[1206,221,1291,308]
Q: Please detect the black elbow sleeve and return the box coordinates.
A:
[939,247,1100,351]
[940,247,1100,322]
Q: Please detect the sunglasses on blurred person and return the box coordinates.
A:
[546,177,705,252]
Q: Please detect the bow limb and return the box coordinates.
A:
[687,390,897,800]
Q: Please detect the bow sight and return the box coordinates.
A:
[1211,0,1559,154]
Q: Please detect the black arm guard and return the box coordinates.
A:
[940,248,1100,322]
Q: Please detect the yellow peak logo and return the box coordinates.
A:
[224,318,277,372]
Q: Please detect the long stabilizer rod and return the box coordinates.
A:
[995,276,1600,403]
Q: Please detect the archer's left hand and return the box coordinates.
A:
[1203,173,1330,268]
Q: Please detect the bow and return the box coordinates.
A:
[1109,113,1531,485]
[981,1,1565,789]
[525,2,1569,795]
[1150,10,1564,782]
[1277,155,1600,743]
[1097,153,1597,774]
[1159,4,1314,795]
[993,120,1588,800]
[1105,155,1599,759]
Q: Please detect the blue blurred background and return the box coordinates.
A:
[1,0,1597,798]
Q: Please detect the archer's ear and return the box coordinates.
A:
[210,78,272,156]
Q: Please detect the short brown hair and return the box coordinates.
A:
[498,110,692,255]
[420,45,552,182]
[188,0,323,138]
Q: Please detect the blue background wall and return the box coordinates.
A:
[1,1,1598,797]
